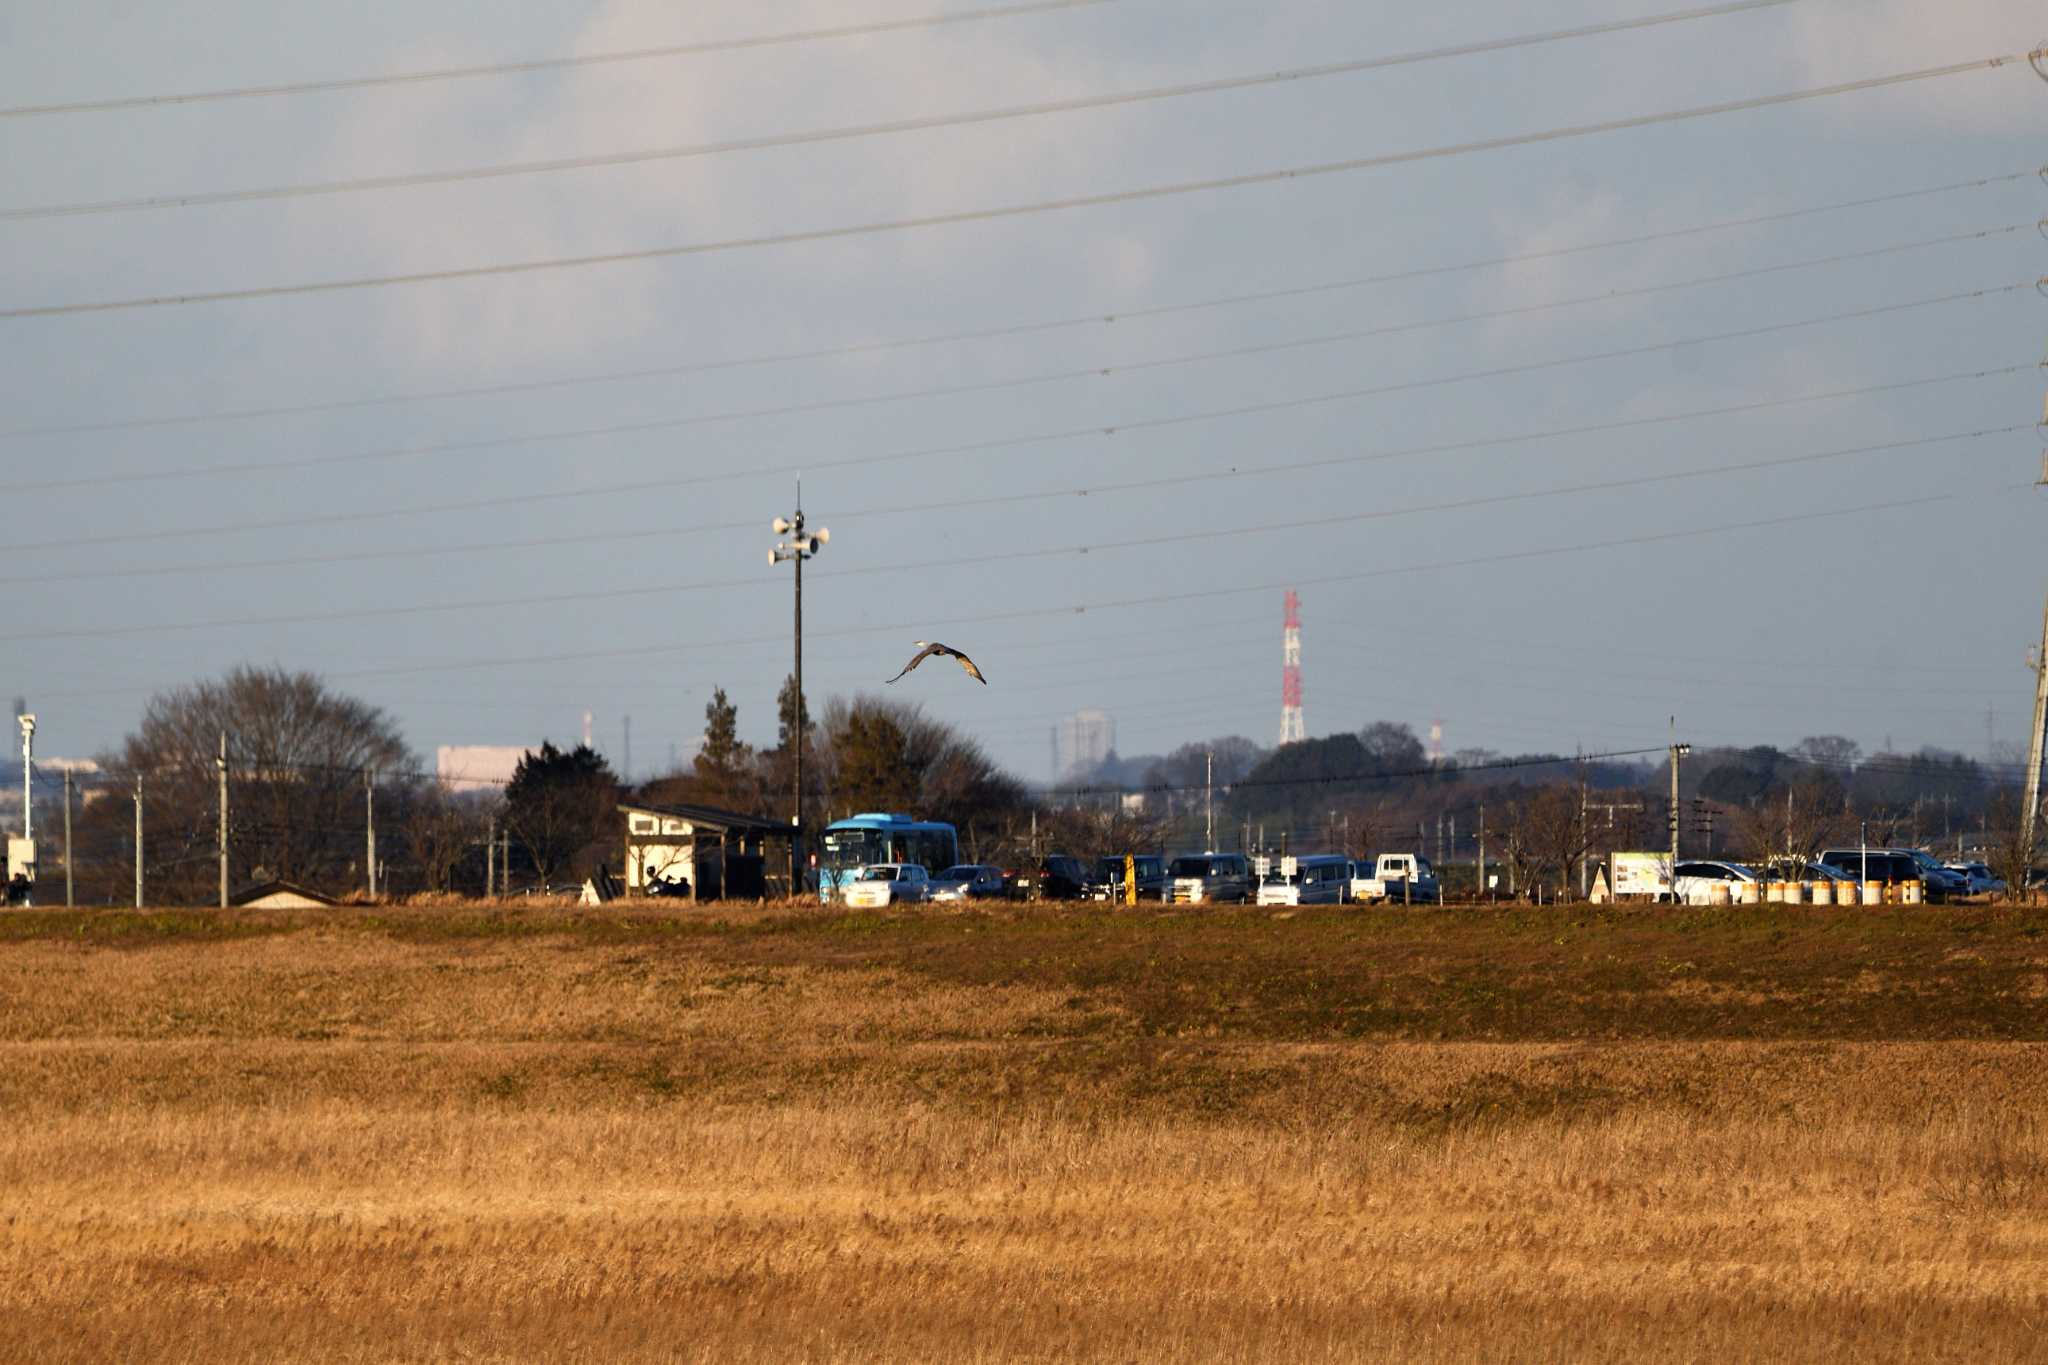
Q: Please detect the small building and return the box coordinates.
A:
[230,880,337,910]
[618,801,791,901]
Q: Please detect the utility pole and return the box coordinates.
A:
[133,775,144,909]
[1477,803,1486,903]
[2023,580,2048,878]
[17,712,34,903]
[1669,738,1691,899]
[62,767,73,908]
[1205,749,1214,850]
[771,482,828,898]
[217,732,228,909]
[365,770,377,901]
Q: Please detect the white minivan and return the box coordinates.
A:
[1256,855,1353,906]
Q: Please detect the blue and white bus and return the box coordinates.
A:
[819,813,958,900]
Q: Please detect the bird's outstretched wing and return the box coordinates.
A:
[885,642,943,684]
[951,650,988,684]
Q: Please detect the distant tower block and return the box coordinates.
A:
[1430,719,1444,763]
[1279,591,1305,745]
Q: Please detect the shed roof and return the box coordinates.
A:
[618,800,788,837]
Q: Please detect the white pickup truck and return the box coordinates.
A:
[1351,853,1441,905]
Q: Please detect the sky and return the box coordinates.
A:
[0,0,2043,787]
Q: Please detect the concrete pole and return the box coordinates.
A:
[793,535,804,898]
[133,775,144,909]
[62,767,73,908]
[2022,586,2048,880]
[1478,804,1486,904]
[217,732,228,909]
[365,770,377,900]
[485,818,496,898]
[1205,749,1214,850]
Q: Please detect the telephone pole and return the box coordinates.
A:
[133,775,144,909]
[1669,739,1691,897]
[1204,749,1215,850]
[2023,581,2048,876]
[62,767,73,908]
[217,732,228,909]
[365,770,378,900]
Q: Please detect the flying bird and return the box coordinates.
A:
[886,640,987,686]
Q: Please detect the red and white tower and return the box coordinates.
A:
[1279,590,1305,745]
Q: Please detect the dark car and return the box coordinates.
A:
[1086,854,1169,902]
[1014,854,1090,901]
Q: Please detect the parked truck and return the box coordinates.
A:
[1351,853,1441,905]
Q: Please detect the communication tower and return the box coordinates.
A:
[1430,718,1444,764]
[1279,591,1305,745]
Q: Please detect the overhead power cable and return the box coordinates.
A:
[0,370,2022,585]
[0,0,1802,219]
[2,269,2025,555]
[286,491,1977,687]
[2,50,2029,320]
[0,0,1120,119]
[0,431,2007,645]
[3,168,2022,443]
[7,221,2022,497]
[5,273,2025,506]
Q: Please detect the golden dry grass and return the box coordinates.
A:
[2,906,2046,1362]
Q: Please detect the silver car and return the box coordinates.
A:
[928,864,1006,904]
[1166,853,1254,904]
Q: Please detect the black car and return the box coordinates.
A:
[1015,854,1089,901]
[1086,854,1169,902]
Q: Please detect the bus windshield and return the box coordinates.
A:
[822,828,882,867]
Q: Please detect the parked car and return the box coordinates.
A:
[1255,854,1353,906]
[1352,853,1441,905]
[1671,860,1757,905]
[1815,849,1935,898]
[1012,854,1090,901]
[1756,860,1852,885]
[1086,854,1169,902]
[1943,861,2007,896]
[1165,852,1255,904]
[928,864,1007,904]
[841,864,930,908]
[1903,850,1968,901]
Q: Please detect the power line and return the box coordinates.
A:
[1,364,2019,588]
[0,0,1803,220]
[4,167,2023,443]
[0,0,1120,119]
[0,442,2001,645]
[3,50,2028,319]
[8,221,2023,499]
[4,275,2025,528]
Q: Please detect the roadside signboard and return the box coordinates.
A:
[1610,852,1670,899]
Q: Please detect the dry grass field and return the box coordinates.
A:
[3,902,2047,1362]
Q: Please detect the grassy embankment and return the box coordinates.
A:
[3,902,2046,1362]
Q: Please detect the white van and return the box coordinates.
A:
[1256,854,1353,906]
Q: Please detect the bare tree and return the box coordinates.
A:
[1520,785,1591,902]
[1732,780,1846,874]
[100,666,412,902]
[402,786,489,894]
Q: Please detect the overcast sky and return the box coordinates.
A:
[1,0,2042,785]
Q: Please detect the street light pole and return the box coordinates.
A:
[772,484,829,899]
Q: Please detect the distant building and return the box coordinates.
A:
[1052,709,1115,782]
[436,745,530,793]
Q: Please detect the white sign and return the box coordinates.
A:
[1610,852,1670,898]
[1253,856,1272,877]
[1280,856,1298,878]
[6,837,34,881]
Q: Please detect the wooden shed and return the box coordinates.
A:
[617,801,790,901]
